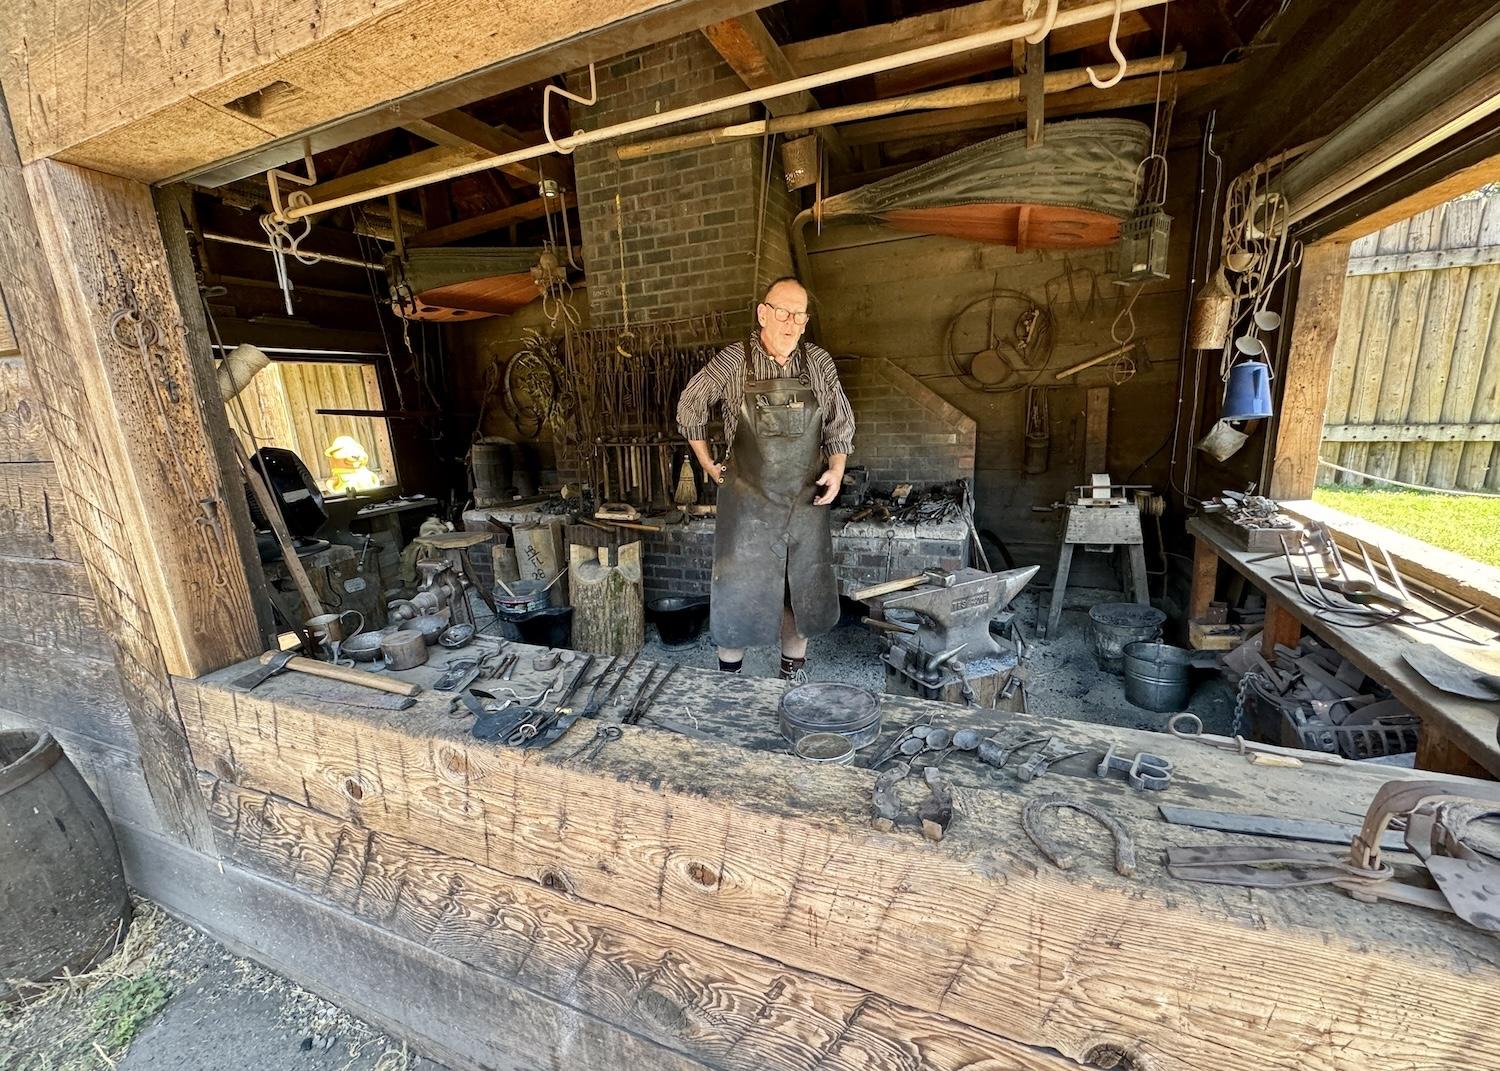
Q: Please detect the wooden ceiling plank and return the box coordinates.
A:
[868,12,1149,97]
[840,63,1234,147]
[783,0,1145,75]
[1140,0,1241,66]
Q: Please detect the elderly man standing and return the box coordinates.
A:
[677,276,855,680]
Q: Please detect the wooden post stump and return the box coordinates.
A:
[569,541,644,655]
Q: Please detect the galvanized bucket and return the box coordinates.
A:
[1089,602,1166,674]
[1123,641,1192,712]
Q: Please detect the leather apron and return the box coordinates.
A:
[710,343,840,648]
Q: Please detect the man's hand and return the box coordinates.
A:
[813,467,843,506]
[708,462,727,485]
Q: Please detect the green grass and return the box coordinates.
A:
[1312,485,1500,568]
[87,971,170,1054]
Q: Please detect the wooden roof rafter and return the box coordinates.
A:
[701,13,855,168]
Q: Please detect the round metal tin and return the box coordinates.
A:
[778,682,883,749]
[794,732,856,765]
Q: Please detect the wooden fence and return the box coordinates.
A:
[227,359,396,489]
[1321,190,1500,492]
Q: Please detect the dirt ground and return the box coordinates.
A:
[1,904,448,1071]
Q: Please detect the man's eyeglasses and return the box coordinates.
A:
[761,302,810,326]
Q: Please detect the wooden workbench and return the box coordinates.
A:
[150,643,1500,1071]
[1188,515,1500,778]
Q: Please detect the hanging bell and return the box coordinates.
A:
[1221,360,1274,422]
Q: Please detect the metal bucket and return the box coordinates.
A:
[496,578,549,617]
[1089,602,1166,674]
[1123,641,1192,712]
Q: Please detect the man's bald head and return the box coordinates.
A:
[763,277,808,307]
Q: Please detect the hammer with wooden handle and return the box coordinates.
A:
[232,650,423,697]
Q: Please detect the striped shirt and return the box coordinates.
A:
[676,335,855,456]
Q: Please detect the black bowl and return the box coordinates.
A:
[648,596,710,647]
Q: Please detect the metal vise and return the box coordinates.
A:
[876,565,1039,659]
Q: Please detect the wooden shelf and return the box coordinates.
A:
[1188,516,1500,777]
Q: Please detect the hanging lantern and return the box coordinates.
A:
[1117,205,1172,282]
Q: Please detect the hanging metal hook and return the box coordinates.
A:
[543,64,598,155]
[1087,0,1129,89]
[1025,0,1060,44]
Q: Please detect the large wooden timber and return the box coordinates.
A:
[174,650,1500,1071]
[0,0,782,183]
[1268,240,1352,501]
[0,90,264,849]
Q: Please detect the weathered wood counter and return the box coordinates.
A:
[148,645,1500,1071]
[1187,516,1500,777]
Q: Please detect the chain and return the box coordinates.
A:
[1231,671,1259,739]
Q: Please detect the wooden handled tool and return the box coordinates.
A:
[233,650,423,697]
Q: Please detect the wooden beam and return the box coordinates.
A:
[839,63,1233,146]
[117,819,718,1071]
[406,191,576,249]
[0,89,263,850]
[616,53,1184,160]
[1348,243,1500,275]
[399,111,541,184]
[867,11,1149,97]
[1322,422,1500,443]
[1268,240,1351,501]
[702,14,853,168]
[1325,149,1500,243]
[205,776,1084,1071]
[783,0,1145,75]
[175,669,1500,1071]
[1022,41,1046,147]
[5,0,784,183]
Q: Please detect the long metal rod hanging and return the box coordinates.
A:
[271,0,1173,224]
[616,52,1185,161]
[203,231,386,271]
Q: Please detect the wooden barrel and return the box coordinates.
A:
[1,731,131,999]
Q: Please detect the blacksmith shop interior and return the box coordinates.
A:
[5,1,1500,1068]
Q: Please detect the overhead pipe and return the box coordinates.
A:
[616,52,1185,161]
[269,0,1175,224]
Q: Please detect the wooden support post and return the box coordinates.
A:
[1269,240,1352,501]
[1022,40,1046,147]
[1083,386,1109,477]
[1260,600,1301,659]
[1189,537,1219,620]
[0,89,261,849]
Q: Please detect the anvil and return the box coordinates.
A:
[875,565,1039,659]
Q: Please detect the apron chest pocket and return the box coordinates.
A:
[755,397,807,439]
